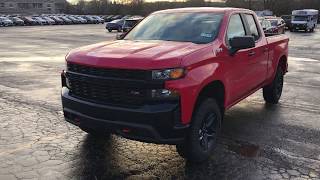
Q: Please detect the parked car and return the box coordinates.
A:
[0,17,14,26]
[32,17,47,25]
[50,16,64,25]
[92,15,105,24]
[74,16,87,24]
[122,17,143,32]
[259,17,277,36]
[20,16,37,26]
[291,9,319,32]
[103,15,114,22]
[281,15,292,30]
[106,19,124,32]
[42,16,55,25]
[59,16,73,24]
[265,17,286,34]
[82,15,98,24]
[121,15,132,20]
[9,17,24,26]
[111,15,123,21]
[68,16,81,24]
[62,8,289,163]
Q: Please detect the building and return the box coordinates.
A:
[0,0,67,14]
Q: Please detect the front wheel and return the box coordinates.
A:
[107,29,112,32]
[176,98,222,163]
[311,26,315,32]
[263,67,284,104]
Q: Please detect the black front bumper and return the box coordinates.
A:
[62,87,189,144]
[292,24,307,30]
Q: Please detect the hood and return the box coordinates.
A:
[66,40,208,70]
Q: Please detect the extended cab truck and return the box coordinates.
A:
[61,8,289,162]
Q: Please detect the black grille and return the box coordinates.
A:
[67,63,149,80]
[67,73,148,107]
[66,63,162,107]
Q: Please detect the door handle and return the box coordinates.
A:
[248,51,256,57]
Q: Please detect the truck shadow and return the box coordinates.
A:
[71,102,296,179]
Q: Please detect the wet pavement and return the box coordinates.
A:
[0,24,320,180]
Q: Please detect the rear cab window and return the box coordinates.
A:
[243,14,261,41]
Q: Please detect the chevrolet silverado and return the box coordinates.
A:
[61,8,289,162]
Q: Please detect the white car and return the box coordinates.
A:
[0,17,14,26]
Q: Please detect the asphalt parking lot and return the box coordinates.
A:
[0,24,320,180]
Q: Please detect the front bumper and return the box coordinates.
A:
[61,87,189,144]
[292,24,307,30]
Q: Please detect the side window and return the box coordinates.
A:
[244,14,260,41]
[226,14,246,45]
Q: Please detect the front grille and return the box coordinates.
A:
[66,63,161,107]
[67,63,149,80]
[293,24,306,28]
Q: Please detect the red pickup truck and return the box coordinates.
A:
[62,8,289,162]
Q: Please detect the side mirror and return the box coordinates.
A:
[116,33,125,40]
[229,36,255,56]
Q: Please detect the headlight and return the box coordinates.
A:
[152,68,185,80]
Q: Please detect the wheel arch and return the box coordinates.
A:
[278,55,288,73]
[195,80,226,116]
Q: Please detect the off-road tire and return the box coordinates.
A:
[263,67,284,104]
[176,98,222,163]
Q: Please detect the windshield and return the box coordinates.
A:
[269,19,278,26]
[124,12,224,44]
[124,20,139,27]
[112,19,122,23]
[293,16,308,21]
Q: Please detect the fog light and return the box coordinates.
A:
[151,89,179,98]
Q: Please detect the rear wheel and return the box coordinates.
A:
[176,98,222,163]
[108,29,112,32]
[263,67,284,104]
